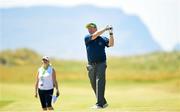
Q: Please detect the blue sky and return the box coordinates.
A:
[0,0,179,51]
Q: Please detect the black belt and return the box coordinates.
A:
[88,61,105,65]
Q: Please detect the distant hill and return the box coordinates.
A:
[0,5,161,59]
[0,48,41,65]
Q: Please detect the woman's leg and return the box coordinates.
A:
[45,89,54,110]
[47,107,54,110]
[42,108,47,111]
[38,89,47,110]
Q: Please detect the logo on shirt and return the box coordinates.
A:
[98,42,103,46]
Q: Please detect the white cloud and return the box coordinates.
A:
[118,0,179,50]
[1,0,179,50]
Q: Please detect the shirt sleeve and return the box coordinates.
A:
[84,35,92,45]
[103,37,109,47]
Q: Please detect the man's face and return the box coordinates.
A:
[88,27,97,34]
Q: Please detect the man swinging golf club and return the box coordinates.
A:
[84,23,114,109]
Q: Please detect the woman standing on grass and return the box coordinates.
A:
[34,56,59,111]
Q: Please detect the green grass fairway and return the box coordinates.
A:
[1,50,180,111]
[1,80,180,112]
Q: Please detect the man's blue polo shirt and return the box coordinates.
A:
[84,35,109,63]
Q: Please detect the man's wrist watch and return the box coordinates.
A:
[109,33,113,35]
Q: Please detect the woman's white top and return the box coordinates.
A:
[38,65,54,90]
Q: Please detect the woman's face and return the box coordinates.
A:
[42,59,49,66]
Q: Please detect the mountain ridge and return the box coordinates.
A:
[0,5,161,59]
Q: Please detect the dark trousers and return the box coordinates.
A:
[87,61,107,106]
[38,89,54,108]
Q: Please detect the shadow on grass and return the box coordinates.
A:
[0,100,14,108]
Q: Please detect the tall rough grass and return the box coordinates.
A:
[0,49,180,83]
